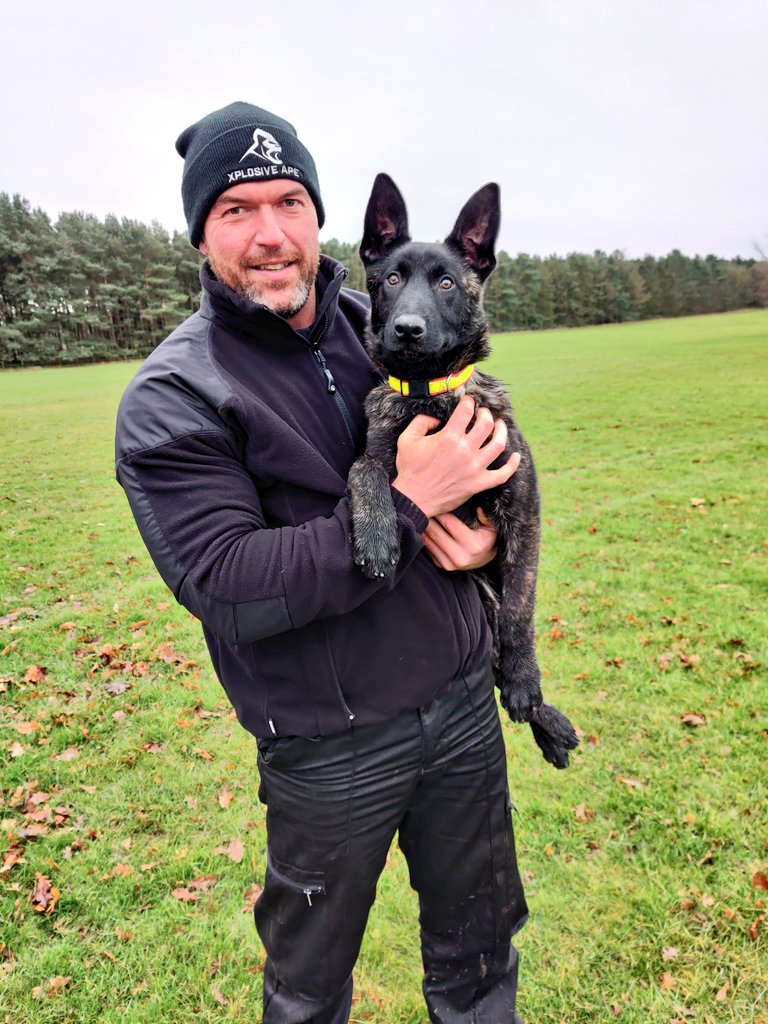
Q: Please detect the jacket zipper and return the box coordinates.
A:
[307,315,357,446]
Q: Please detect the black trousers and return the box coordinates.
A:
[254,657,528,1023]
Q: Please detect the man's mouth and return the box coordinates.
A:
[246,259,297,272]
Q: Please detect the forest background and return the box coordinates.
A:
[2,192,767,367]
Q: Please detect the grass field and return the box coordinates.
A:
[1,310,766,1023]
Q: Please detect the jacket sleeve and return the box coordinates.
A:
[116,427,429,645]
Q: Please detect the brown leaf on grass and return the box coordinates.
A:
[689,497,706,507]
[102,680,132,695]
[243,883,263,910]
[53,747,79,762]
[722,907,738,922]
[16,720,43,735]
[30,873,60,915]
[574,804,595,823]
[752,871,768,890]
[605,657,624,668]
[662,947,679,961]
[9,740,25,758]
[25,665,48,683]
[212,987,228,1005]
[195,748,215,761]
[660,971,677,989]
[749,915,765,940]
[213,839,245,863]
[680,712,706,727]
[715,982,729,1001]
[617,776,644,791]
[218,789,233,809]
[1,846,24,874]
[172,887,198,902]
[142,742,164,754]
[190,874,219,892]
[32,975,72,998]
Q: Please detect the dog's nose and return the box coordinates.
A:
[393,315,427,343]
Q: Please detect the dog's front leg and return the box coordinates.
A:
[347,426,401,580]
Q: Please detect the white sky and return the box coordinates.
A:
[2,0,766,259]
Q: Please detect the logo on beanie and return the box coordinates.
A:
[240,128,283,165]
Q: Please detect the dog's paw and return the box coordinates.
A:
[498,673,542,723]
[529,703,580,769]
[352,521,400,579]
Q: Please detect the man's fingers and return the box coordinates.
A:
[487,450,521,485]
[402,413,442,438]
[443,395,476,435]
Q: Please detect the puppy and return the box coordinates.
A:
[347,174,578,768]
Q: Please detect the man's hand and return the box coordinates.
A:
[423,509,499,571]
[392,396,521,519]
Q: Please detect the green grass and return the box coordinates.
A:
[1,310,766,1023]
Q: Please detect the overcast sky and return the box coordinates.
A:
[2,0,766,259]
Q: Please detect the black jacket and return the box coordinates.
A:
[115,257,491,739]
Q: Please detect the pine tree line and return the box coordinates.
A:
[2,193,766,367]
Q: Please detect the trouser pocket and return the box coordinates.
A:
[266,848,326,906]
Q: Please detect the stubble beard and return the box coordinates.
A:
[209,248,320,321]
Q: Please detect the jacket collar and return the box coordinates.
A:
[199,255,348,346]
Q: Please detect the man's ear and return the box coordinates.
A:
[199,237,208,256]
[444,183,500,282]
[359,173,411,268]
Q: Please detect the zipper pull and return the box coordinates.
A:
[312,347,337,393]
[304,889,313,907]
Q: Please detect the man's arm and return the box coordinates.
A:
[117,397,516,645]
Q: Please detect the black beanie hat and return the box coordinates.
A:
[176,101,325,248]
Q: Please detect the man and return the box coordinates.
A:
[115,101,528,1024]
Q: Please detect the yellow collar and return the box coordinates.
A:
[387,364,475,398]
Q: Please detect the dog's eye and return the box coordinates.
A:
[439,276,454,290]
[386,272,400,286]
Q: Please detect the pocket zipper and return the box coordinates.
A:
[267,854,325,907]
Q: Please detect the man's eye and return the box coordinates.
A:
[282,198,297,207]
[224,206,243,216]
[439,276,454,290]
[387,272,400,286]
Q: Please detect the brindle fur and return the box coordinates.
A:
[347,173,579,768]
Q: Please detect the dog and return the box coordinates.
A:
[346,173,579,768]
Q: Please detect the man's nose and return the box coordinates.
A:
[250,207,285,248]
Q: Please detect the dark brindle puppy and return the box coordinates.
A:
[347,173,579,768]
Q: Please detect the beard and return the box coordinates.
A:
[208,246,320,321]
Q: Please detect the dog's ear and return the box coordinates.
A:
[445,183,500,282]
[359,173,411,268]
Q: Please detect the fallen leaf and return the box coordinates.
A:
[218,789,233,809]
[752,871,768,891]
[9,740,25,758]
[194,748,214,761]
[662,947,679,961]
[190,874,219,892]
[25,665,48,683]
[749,915,765,940]
[172,887,198,902]
[226,839,244,863]
[574,804,595,823]
[212,987,227,1005]
[680,712,706,727]
[715,982,729,1001]
[660,971,677,989]
[243,883,262,910]
[617,776,644,791]
[53,747,79,762]
[30,873,60,915]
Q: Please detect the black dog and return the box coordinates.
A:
[346,173,579,768]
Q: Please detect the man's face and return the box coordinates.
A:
[200,180,320,329]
